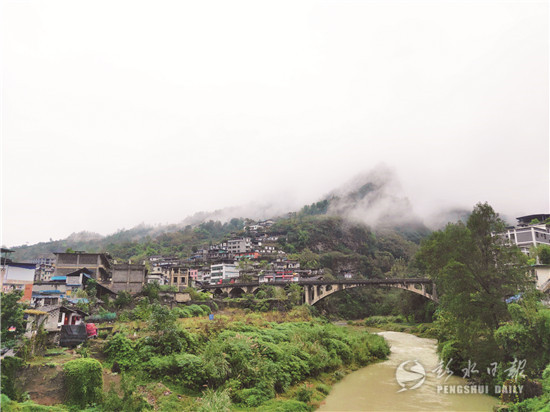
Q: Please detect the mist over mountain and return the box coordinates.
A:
[8,167,469,261]
[325,168,423,227]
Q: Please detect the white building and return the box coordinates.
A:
[502,214,550,295]
[210,263,239,284]
[504,214,550,256]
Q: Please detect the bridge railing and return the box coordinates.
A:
[198,278,433,289]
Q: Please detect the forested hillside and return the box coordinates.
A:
[11,172,436,265]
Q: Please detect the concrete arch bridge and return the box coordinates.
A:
[199,278,438,305]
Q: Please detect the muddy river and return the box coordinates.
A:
[318,331,499,411]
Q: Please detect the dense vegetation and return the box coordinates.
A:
[1,306,389,411]
[63,358,104,408]
[1,290,26,348]
[103,316,389,409]
[11,219,246,262]
[415,203,550,408]
[5,201,550,411]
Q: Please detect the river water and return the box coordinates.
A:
[318,330,499,411]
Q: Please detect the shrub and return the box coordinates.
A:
[183,287,212,302]
[186,304,206,317]
[173,304,210,318]
[63,358,103,408]
[0,395,69,411]
[172,306,190,318]
[102,374,150,412]
[139,328,199,357]
[98,330,109,339]
[234,386,274,407]
[104,333,137,370]
[150,304,177,333]
[143,354,207,389]
[131,299,153,320]
[114,291,132,309]
[260,399,311,412]
[199,304,212,315]
[295,384,314,403]
[142,282,160,302]
[1,356,24,401]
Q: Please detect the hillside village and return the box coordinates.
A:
[2,213,550,321]
[1,209,550,411]
[4,218,330,305]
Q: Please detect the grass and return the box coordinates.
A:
[13,307,388,411]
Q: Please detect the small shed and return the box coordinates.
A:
[26,305,88,332]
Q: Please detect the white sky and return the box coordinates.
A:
[2,0,549,246]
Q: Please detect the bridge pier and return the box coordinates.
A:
[199,278,438,305]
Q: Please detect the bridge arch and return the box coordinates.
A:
[211,288,226,298]
[303,282,438,306]
[229,287,245,298]
[198,278,437,306]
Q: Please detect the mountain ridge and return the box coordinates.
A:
[8,170,468,261]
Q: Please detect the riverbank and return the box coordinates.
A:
[346,315,438,339]
[3,307,390,411]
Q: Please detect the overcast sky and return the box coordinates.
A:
[2,0,548,246]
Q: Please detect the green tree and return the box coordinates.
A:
[142,282,160,302]
[287,284,303,306]
[297,248,319,270]
[535,244,550,265]
[86,278,98,298]
[149,303,177,335]
[1,291,26,348]
[237,258,253,273]
[415,203,533,373]
[494,301,550,377]
[114,291,133,309]
[63,358,104,408]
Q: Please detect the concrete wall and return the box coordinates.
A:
[534,266,550,290]
[54,253,111,281]
[111,264,146,294]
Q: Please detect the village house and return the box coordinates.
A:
[502,214,550,292]
[34,263,55,282]
[146,268,169,285]
[504,214,550,253]
[273,259,300,273]
[207,246,231,261]
[210,263,239,284]
[32,255,56,282]
[170,266,191,289]
[32,268,116,307]
[24,305,88,335]
[1,248,35,302]
[189,268,198,282]
[111,263,147,294]
[196,267,211,284]
[227,238,252,254]
[259,272,299,283]
[53,252,112,283]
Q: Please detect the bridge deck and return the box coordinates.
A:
[199,278,432,289]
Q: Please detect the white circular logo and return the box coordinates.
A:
[396,360,426,392]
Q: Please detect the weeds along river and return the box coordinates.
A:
[318,330,499,411]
